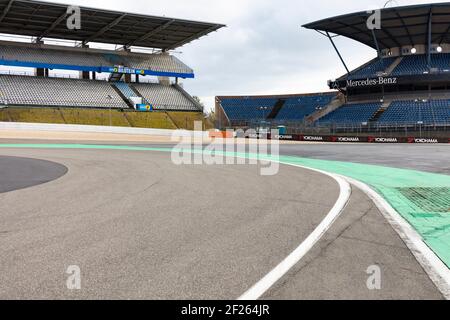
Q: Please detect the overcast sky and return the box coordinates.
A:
[32,1,448,110]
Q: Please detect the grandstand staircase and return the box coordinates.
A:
[111,83,135,109]
[127,84,180,129]
[128,84,154,107]
[307,94,346,124]
[109,73,124,82]
[369,101,392,122]
[267,99,286,119]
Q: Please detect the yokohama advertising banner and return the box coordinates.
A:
[256,134,449,144]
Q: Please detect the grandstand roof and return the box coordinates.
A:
[0,0,224,50]
[217,91,337,100]
[303,2,450,49]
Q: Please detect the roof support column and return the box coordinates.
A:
[371,29,384,67]
[0,0,14,24]
[325,31,350,75]
[427,10,433,68]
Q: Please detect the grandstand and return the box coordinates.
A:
[0,0,224,129]
[217,3,450,139]
[302,3,450,134]
[341,53,450,80]
[0,40,194,77]
[317,102,382,125]
[216,93,338,128]
[0,75,127,109]
[216,92,337,127]
[378,100,450,125]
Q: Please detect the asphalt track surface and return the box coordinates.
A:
[0,156,67,193]
[125,143,450,175]
[0,141,447,299]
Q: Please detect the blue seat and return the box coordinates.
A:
[275,94,335,121]
[392,53,450,76]
[379,100,450,125]
[220,94,336,122]
[220,97,278,121]
[347,57,397,80]
[317,103,382,125]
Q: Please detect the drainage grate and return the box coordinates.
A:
[396,187,450,213]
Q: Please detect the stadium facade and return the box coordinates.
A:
[216,3,450,142]
[0,0,224,128]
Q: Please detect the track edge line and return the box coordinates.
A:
[346,177,450,300]
[237,163,352,301]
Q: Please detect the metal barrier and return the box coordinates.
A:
[225,119,450,138]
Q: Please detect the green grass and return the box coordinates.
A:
[167,111,210,130]
[3,108,65,124]
[61,109,130,127]
[0,107,204,130]
[125,111,176,129]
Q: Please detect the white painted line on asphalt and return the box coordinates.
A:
[346,177,450,300]
[238,164,352,301]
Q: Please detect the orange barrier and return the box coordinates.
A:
[209,131,233,138]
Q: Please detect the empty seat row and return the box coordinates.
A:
[391,53,450,76]
[0,44,193,74]
[132,83,199,111]
[275,94,335,121]
[0,75,127,108]
[347,57,397,80]
[220,98,278,121]
[220,94,336,122]
[318,102,382,125]
[378,100,450,125]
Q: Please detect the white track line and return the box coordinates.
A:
[238,160,450,301]
[238,164,352,301]
[346,177,450,300]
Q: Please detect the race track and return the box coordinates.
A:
[0,139,446,300]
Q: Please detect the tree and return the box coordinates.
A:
[192,96,205,110]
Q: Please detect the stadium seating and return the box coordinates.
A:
[347,57,397,79]
[317,102,382,125]
[0,43,193,75]
[125,54,193,74]
[220,94,336,122]
[391,53,450,76]
[220,97,278,121]
[132,83,199,111]
[0,75,128,109]
[346,53,450,78]
[275,94,335,121]
[0,45,107,67]
[378,100,450,125]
